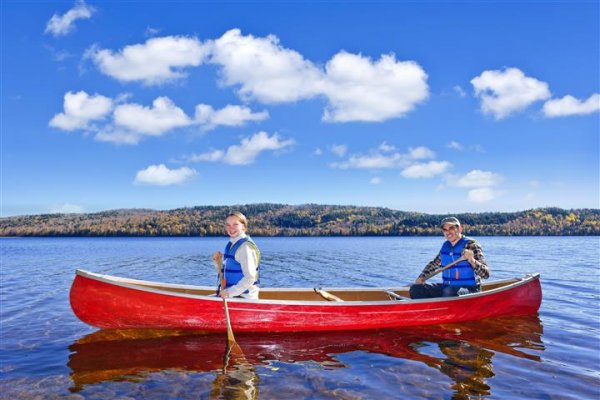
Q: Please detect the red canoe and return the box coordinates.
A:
[70,269,542,332]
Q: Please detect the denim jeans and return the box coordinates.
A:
[409,283,480,299]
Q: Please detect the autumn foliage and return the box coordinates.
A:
[0,204,598,237]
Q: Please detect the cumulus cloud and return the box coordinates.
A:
[88,29,429,122]
[455,169,503,188]
[446,170,503,203]
[209,29,323,103]
[543,94,600,117]
[401,161,451,178]
[134,164,197,186]
[45,0,95,37]
[49,90,113,131]
[370,177,382,185]
[189,131,294,165]
[471,67,551,119]
[50,91,268,144]
[408,146,435,159]
[86,36,210,85]
[332,144,435,169]
[322,52,429,122]
[114,97,191,135]
[194,104,268,130]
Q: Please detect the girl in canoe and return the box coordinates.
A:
[212,211,261,299]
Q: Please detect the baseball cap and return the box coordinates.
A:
[440,217,461,227]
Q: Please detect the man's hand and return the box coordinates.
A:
[463,249,475,265]
[415,277,425,285]
[220,289,229,298]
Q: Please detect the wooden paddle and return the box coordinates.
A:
[214,256,243,355]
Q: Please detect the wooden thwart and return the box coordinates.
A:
[314,288,344,302]
[384,290,406,301]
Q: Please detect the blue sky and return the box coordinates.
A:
[2,0,599,216]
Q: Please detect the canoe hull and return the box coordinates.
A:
[70,271,542,332]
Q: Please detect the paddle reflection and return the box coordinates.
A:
[68,315,544,398]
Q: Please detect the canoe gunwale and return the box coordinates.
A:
[74,269,540,307]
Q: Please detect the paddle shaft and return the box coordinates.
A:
[215,257,237,346]
[222,296,236,345]
[425,256,468,281]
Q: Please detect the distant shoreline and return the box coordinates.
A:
[1,204,598,237]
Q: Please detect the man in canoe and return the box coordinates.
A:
[409,217,489,299]
[212,211,261,299]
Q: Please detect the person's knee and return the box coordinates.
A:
[409,284,426,299]
[441,285,457,297]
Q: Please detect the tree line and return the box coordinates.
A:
[0,204,598,237]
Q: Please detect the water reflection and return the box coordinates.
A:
[68,315,544,398]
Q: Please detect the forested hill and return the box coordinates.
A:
[1,204,599,237]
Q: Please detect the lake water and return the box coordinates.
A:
[1,236,599,399]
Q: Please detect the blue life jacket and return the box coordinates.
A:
[218,236,260,294]
[440,236,477,286]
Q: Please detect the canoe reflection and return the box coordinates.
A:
[68,315,544,398]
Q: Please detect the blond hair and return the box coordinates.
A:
[227,211,248,229]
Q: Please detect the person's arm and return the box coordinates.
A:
[225,243,259,297]
[463,241,490,279]
[415,254,442,284]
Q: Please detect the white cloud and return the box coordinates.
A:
[50,91,266,144]
[86,36,210,85]
[187,150,225,162]
[50,203,84,214]
[332,145,436,169]
[543,94,600,117]
[378,142,396,152]
[447,141,463,151]
[45,0,95,37]
[322,52,429,122]
[114,96,191,135]
[455,170,503,188]
[84,29,429,122]
[313,148,323,156]
[209,29,323,103]
[194,104,268,130]
[95,128,142,145]
[134,164,197,186]
[49,91,113,131]
[401,161,451,178]
[468,188,496,203]
[370,177,382,185]
[330,144,348,157]
[471,67,551,119]
[332,153,404,169]
[408,146,435,159]
[190,131,294,165]
[446,170,503,203]
[209,29,428,122]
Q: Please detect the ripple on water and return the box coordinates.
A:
[1,237,599,399]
